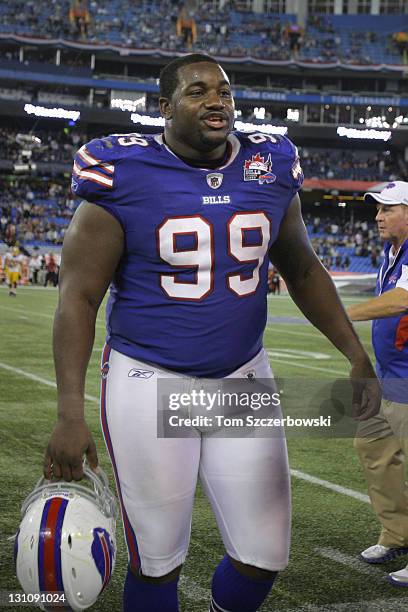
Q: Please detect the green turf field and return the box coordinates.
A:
[1,286,407,611]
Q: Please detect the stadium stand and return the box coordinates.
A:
[303,212,383,273]
[299,147,402,182]
[0,128,87,164]
[0,177,75,247]
[303,14,408,65]
[0,1,407,67]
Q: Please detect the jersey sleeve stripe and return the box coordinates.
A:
[73,161,114,185]
[74,159,114,182]
[77,146,114,173]
[74,167,114,188]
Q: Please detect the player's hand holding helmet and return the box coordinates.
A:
[44,417,99,481]
[14,464,118,611]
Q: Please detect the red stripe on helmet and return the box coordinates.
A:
[43,497,64,592]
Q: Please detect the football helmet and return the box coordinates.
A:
[15,465,118,611]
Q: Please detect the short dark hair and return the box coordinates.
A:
[159,53,219,99]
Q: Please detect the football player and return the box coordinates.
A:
[44,54,381,612]
[5,246,23,296]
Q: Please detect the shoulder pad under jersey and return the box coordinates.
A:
[71,133,153,203]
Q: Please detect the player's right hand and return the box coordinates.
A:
[43,418,98,482]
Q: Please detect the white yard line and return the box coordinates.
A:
[291,469,369,503]
[178,575,210,601]
[0,304,105,329]
[0,361,99,403]
[316,547,383,576]
[267,326,319,338]
[0,303,55,320]
[270,357,348,377]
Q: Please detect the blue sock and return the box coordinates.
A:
[123,566,179,611]
[210,555,277,612]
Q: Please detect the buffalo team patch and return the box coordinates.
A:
[243,153,276,184]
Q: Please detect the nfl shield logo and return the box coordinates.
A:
[206,173,223,189]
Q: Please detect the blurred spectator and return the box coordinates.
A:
[29,248,42,284]
[69,0,91,38]
[44,252,58,287]
[268,265,281,295]
[392,31,408,63]
[284,23,303,59]
[176,7,197,49]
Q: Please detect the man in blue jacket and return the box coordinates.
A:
[348,181,408,586]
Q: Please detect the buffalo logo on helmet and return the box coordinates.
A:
[91,528,115,591]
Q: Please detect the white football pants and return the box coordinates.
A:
[100,346,291,577]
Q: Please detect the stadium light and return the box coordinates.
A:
[24,104,80,121]
[130,113,165,127]
[16,134,42,147]
[14,163,37,173]
[287,108,300,122]
[254,107,265,120]
[337,126,391,142]
[112,96,146,112]
[234,121,288,136]
[392,115,408,128]
[129,113,288,136]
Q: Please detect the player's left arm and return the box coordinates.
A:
[268,194,381,420]
[347,288,408,321]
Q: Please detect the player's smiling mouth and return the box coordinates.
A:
[201,113,228,130]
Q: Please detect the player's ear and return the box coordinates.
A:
[159,97,172,120]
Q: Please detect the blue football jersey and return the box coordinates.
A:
[72,131,303,377]
[372,239,408,403]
